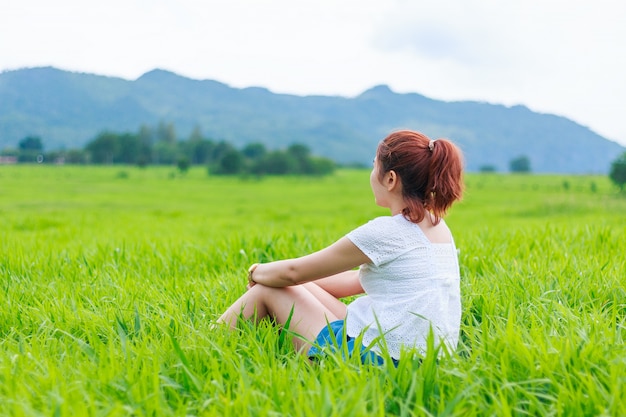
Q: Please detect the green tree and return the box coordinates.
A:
[86,131,118,164]
[192,140,216,165]
[156,121,177,144]
[287,143,313,174]
[242,142,267,160]
[255,151,296,175]
[19,136,43,151]
[136,124,154,166]
[153,141,178,165]
[287,143,310,160]
[308,156,336,176]
[185,126,215,164]
[151,122,178,164]
[509,155,531,173]
[177,157,190,174]
[18,136,44,162]
[63,149,89,164]
[214,149,244,175]
[116,133,141,164]
[211,141,236,164]
[609,151,626,192]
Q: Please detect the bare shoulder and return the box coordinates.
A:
[417,215,453,244]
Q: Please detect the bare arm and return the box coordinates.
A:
[249,237,370,288]
[310,270,364,298]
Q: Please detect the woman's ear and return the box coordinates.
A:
[386,170,399,191]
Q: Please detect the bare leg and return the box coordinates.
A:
[217,284,347,353]
[301,282,348,319]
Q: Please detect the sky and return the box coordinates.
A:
[1,0,625,147]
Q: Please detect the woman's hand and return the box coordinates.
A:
[246,263,259,290]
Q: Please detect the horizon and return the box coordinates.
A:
[1,1,625,147]
[4,64,624,150]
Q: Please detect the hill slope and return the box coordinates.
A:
[0,67,623,173]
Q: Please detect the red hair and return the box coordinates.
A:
[376,130,464,224]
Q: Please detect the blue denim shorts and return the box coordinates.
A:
[307,320,397,366]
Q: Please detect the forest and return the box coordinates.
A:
[4,122,336,176]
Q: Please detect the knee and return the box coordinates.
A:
[250,283,305,299]
[249,283,290,296]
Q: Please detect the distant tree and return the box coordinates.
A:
[509,155,531,173]
[211,141,237,164]
[152,141,178,164]
[241,144,334,176]
[609,151,626,192]
[287,143,314,174]
[17,136,44,162]
[191,140,216,165]
[242,142,267,160]
[177,156,190,174]
[19,136,43,151]
[479,164,497,173]
[116,133,141,164]
[287,143,311,160]
[86,131,118,164]
[213,149,244,175]
[308,156,336,176]
[64,149,89,164]
[156,121,177,144]
[184,126,215,165]
[136,124,154,165]
[254,151,295,175]
[150,121,178,164]
[137,124,154,143]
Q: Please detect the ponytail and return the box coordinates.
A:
[423,138,464,224]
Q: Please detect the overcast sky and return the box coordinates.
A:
[1,0,625,146]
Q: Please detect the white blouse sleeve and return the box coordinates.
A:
[346,217,409,266]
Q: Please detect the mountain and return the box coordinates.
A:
[1,66,623,173]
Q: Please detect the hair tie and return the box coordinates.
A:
[428,140,435,152]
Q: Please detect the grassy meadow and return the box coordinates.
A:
[0,165,624,416]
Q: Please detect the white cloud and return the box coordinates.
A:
[367,0,626,145]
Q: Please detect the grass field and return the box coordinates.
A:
[1,165,624,416]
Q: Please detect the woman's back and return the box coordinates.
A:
[345,214,461,359]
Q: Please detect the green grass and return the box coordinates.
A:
[0,165,624,416]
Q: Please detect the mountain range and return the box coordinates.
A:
[0,66,623,173]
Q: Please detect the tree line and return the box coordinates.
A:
[2,123,336,176]
[4,124,626,189]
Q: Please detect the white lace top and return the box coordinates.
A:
[345,214,461,359]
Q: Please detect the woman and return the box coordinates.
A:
[217,130,464,364]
